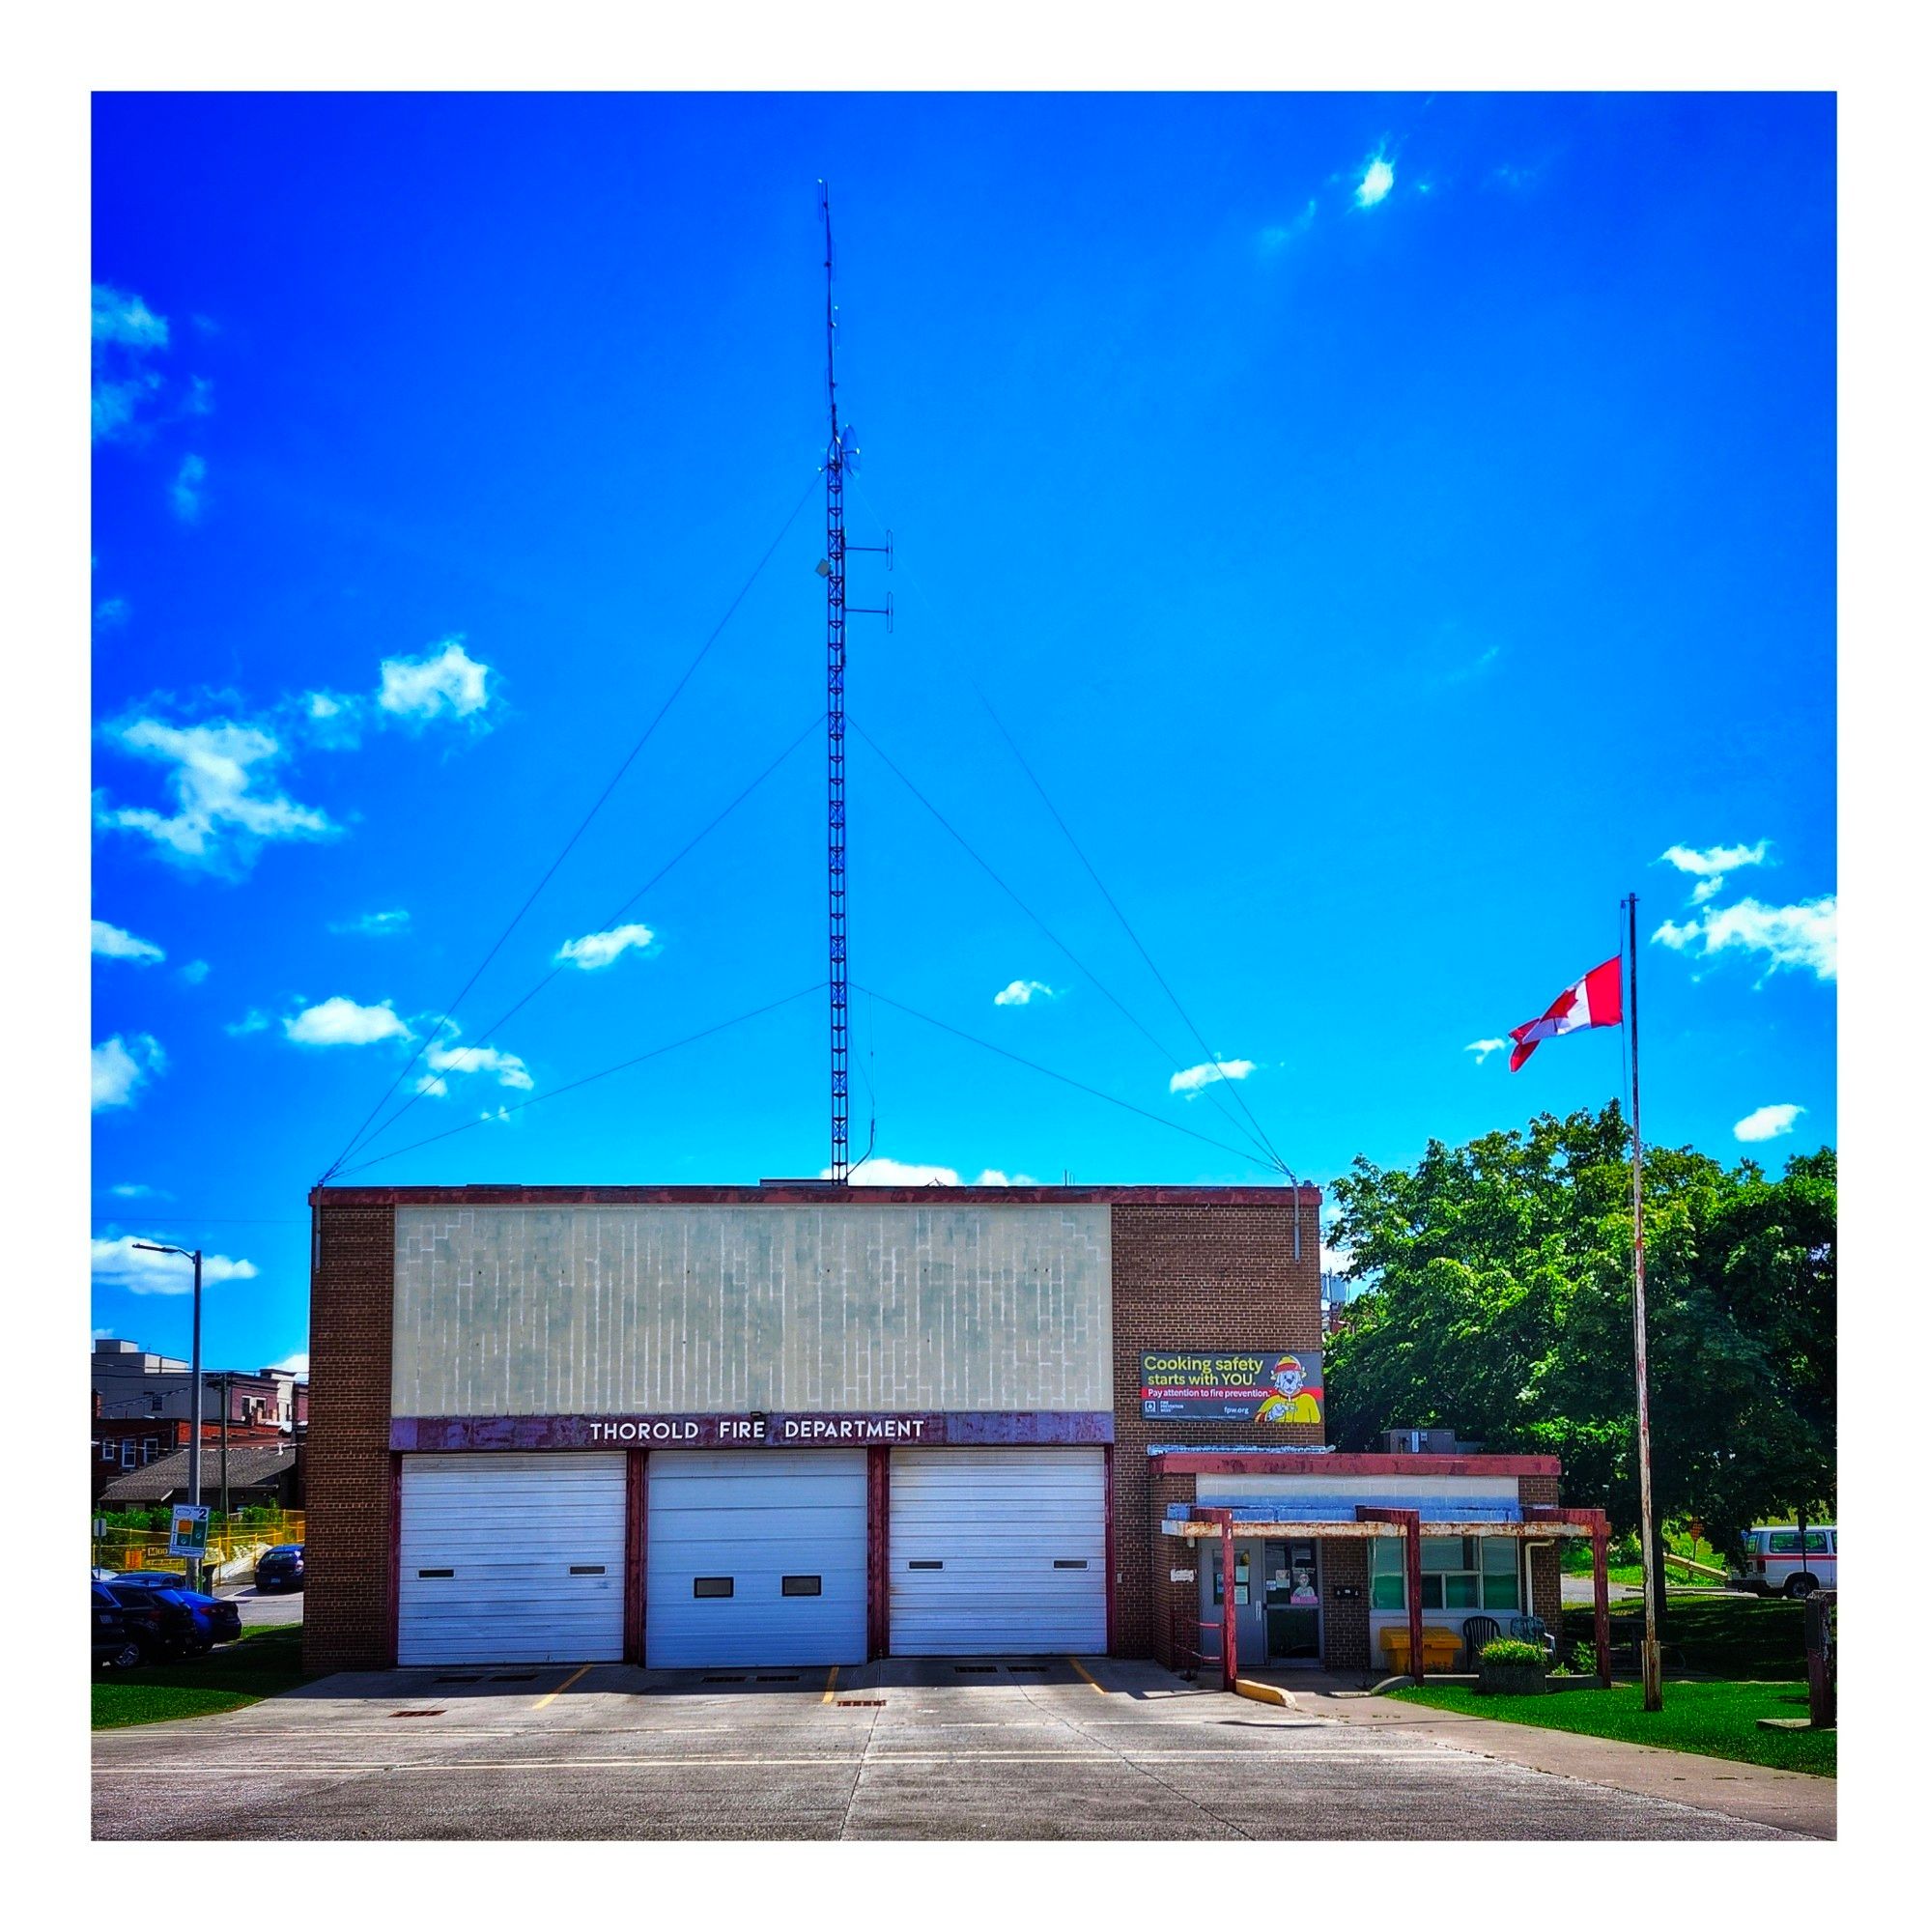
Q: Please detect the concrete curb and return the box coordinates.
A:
[1233,1678,1296,1709]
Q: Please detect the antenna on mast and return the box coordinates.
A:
[819,181,892,1183]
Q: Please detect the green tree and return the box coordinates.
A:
[1325,1106,1834,1573]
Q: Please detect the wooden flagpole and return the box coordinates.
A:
[1627,892,1662,1710]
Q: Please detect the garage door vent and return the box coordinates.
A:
[390,1708,445,1719]
[953,1663,999,1673]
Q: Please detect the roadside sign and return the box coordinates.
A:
[93,1518,106,1539]
[168,1506,211,1558]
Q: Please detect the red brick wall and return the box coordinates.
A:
[305,1202,396,1673]
[1111,1196,1322,1659]
[1517,1472,1565,1640]
[1320,1538,1371,1670]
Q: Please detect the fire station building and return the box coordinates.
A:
[305,1183,1603,1677]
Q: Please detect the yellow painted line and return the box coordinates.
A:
[820,1664,839,1704]
[1065,1655,1106,1694]
[532,1663,593,1710]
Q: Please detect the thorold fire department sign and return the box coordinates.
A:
[390,1410,1117,1451]
[1140,1351,1324,1424]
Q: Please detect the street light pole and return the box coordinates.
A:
[133,1243,204,1589]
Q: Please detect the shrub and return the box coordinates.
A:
[1480,1638,1546,1667]
[1569,1640,1597,1675]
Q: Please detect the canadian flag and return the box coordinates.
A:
[1509,957,1624,1071]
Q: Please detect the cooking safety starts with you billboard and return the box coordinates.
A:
[1140,1350,1324,1423]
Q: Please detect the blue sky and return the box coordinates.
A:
[90,92,1836,1375]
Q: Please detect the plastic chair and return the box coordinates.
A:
[1509,1613,1554,1659]
[1461,1614,1502,1662]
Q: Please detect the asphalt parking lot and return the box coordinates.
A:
[91,1657,1816,1840]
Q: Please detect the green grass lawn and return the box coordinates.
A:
[93,1623,311,1730]
[1387,1678,1834,1777]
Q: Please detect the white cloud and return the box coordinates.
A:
[90,1236,258,1294]
[91,284,170,442]
[170,453,207,522]
[1355,152,1396,208]
[377,639,492,724]
[92,285,169,351]
[993,980,1057,1007]
[555,923,656,971]
[177,959,211,985]
[1259,199,1318,250]
[1659,840,1772,905]
[1464,1037,1506,1065]
[109,1182,171,1201]
[329,908,411,937]
[413,1073,449,1097]
[92,1035,165,1111]
[830,1157,1038,1187]
[421,1037,534,1092]
[1169,1058,1257,1098]
[91,919,164,964]
[95,597,130,630]
[225,1009,270,1037]
[282,996,413,1047]
[1652,895,1836,981]
[95,714,337,874]
[1319,1239,1352,1276]
[271,1351,309,1377]
[1735,1102,1807,1144]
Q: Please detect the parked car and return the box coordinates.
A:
[93,1583,145,1670]
[99,1579,205,1662]
[1729,1524,1837,1598]
[167,1586,243,1645]
[253,1545,304,1593]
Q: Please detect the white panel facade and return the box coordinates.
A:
[397,1453,625,1665]
[392,1203,1112,1418]
[889,1447,1107,1655]
[646,1450,867,1668]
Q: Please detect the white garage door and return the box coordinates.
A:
[397,1453,627,1666]
[646,1450,867,1668]
[890,1447,1107,1655]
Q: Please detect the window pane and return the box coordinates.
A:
[1369,1537,1405,1608]
[1419,1538,1465,1573]
[1481,1538,1519,1607]
[1444,1573,1479,1608]
[1420,1575,1443,1608]
[1770,1531,1801,1554]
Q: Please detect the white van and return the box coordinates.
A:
[1732,1524,1836,1598]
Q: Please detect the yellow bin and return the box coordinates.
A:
[1379,1626,1466,1673]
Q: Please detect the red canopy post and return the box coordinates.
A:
[1356,1506,1424,1684]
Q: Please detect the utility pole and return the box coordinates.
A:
[133,1243,203,1589]
[817,181,890,1182]
[1624,895,1662,1711]
[213,1374,231,1527]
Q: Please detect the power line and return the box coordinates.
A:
[971,683,1295,1181]
[853,984,1289,1175]
[321,470,823,1181]
[844,471,1290,1175]
[329,983,827,1179]
[334,709,825,1166]
[849,720,1280,1170]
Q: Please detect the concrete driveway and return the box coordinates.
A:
[91,1656,1815,1841]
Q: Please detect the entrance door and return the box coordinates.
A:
[1263,1539,1321,1666]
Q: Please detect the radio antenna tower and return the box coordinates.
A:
[818,181,892,1182]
